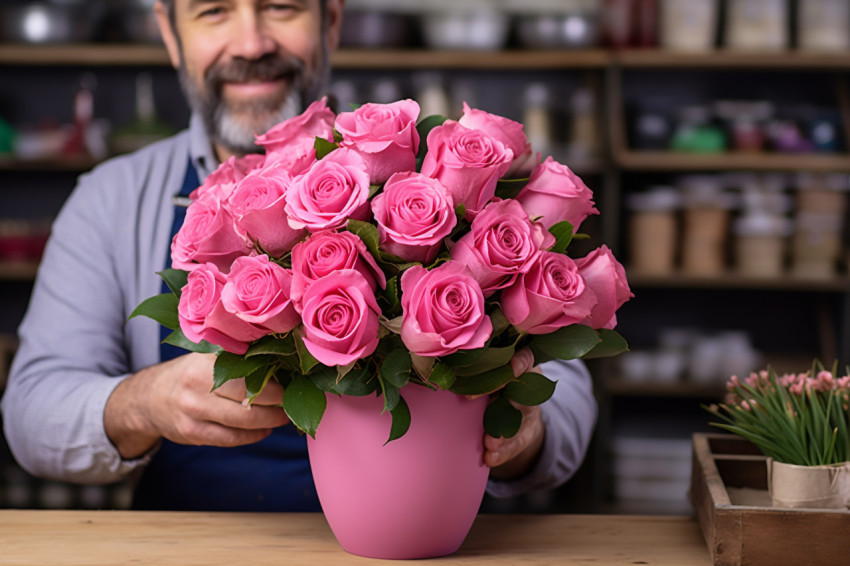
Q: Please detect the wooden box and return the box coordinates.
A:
[689,433,850,565]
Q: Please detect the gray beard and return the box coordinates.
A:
[177,51,328,156]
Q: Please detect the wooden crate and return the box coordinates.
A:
[690,433,850,565]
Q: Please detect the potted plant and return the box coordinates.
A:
[706,362,850,509]
[133,98,632,558]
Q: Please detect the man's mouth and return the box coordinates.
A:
[222,76,289,99]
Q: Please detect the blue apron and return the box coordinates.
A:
[131,158,320,512]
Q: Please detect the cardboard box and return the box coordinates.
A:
[689,433,850,565]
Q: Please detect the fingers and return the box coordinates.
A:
[484,403,545,479]
[214,377,285,406]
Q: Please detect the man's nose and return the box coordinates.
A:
[230,14,276,59]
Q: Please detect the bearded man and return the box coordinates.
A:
[1,0,597,511]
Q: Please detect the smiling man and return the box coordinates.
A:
[1,0,598,511]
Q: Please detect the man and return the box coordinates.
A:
[1,0,597,511]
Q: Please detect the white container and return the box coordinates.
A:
[725,0,789,51]
[659,0,719,51]
[798,0,850,51]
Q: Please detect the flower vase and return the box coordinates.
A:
[306,384,490,559]
[767,458,850,509]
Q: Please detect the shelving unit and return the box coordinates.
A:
[2,44,850,515]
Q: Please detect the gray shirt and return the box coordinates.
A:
[1,113,597,500]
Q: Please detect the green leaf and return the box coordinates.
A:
[582,329,630,360]
[163,328,221,354]
[490,308,510,336]
[379,379,401,414]
[382,276,401,315]
[128,293,179,329]
[244,366,275,403]
[283,375,327,438]
[158,268,189,297]
[346,219,381,259]
[314,137,338,160]
[547,221,574,254]
[245,334,297,357]
[449,364,515,397]
[293,328,321,374]
[416,114,447,162]
[452,345,516,377]
[429,363,456,390]
[494,177,529,200]
[335,366,378,396]
[484,395,522,439]
[528,324,601,363]
[212,352,272,390]
[386,396,411,444]
[380,349,412,389]
[503,372,557,406]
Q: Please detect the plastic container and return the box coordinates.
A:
[797,0,850,52]
[659,0,719,51]
[626,187,681,275]
[679,176,731,276]
[791,173,847,279]
[724,0,789,51]
[733,212,790,278]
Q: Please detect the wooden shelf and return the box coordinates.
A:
[0,44,611,69]
[0,155,99,172]
[0,43,171,66]
[604,378,725,399]
[0,261,38,281]
[628,273,850,293]
[332,48,612,69]
[613,49,850,70]
[5,44,849,71]
[615,150,850,172]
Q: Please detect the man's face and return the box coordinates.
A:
[156,0,342,158]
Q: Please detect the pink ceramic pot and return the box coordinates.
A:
[307,384,490,559]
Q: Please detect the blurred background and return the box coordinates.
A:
[0,0,848,515]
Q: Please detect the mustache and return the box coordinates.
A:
[205,54,306,89]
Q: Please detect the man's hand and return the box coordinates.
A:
[485,401,545,480]
[104,353,289,460]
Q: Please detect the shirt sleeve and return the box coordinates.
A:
[485,358,597,498]
[1,163,153,484]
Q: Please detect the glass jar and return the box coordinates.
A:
[724,0,789,51]
[798,0,850,51]
[659,0,719,51]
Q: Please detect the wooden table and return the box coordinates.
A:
[0,511,711,565]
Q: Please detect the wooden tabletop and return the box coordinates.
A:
[0,511,711,565]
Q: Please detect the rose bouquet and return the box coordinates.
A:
[706,362,850,466]
[131,98,633,442]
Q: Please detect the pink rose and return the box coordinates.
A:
[171,195,252,273]
[574,245,633,330]
[290,230,386,309]
[420,120,513,218]
[501,251,597,335]
[449,199,555,297]
[178,263,267,354]
[515,156,599,231]
[221,255,300,334]
[191,154,265,201]
[335,99,420,184]
[300,269,381,366]
[226,165,306,257]
[254,97,335,172]
[284,148,371,232]
[458,102,533,177]
[370,171,457,264]
[400,261,492,357]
